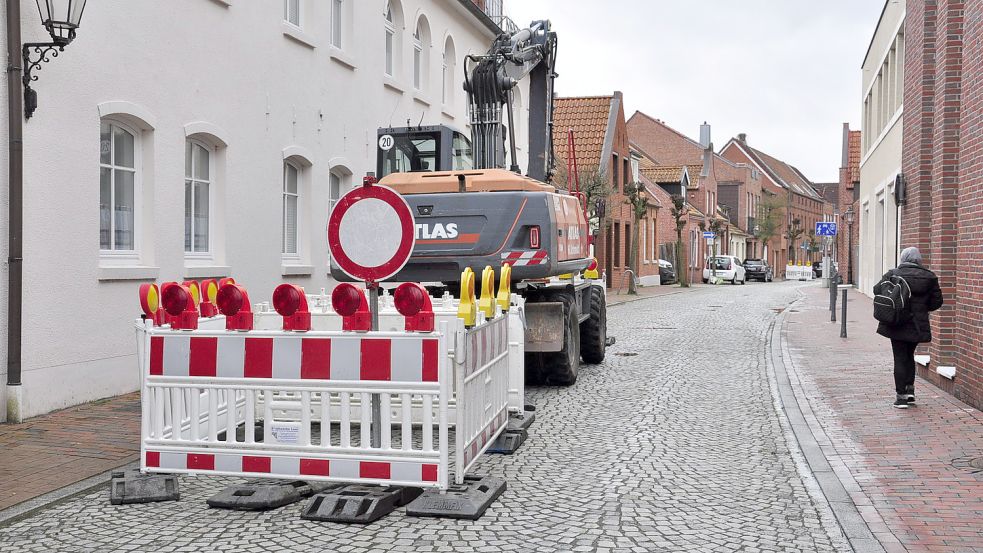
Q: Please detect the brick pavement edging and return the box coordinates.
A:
[0,393,141,514]
[782,285,983,553]
[767,298,884,553]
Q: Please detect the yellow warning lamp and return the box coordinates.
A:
[182,280,201,308]
[584,257,600,279]
[457,268,477,327]
[497,263,513,312]
[139,283,164,326]
[199,279,219,317]
[478,266,496,320]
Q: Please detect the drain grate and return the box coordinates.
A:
[614,352,639,357]
[951,454,983,473]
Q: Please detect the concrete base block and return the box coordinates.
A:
[109,470,180,505]
[207,479,335,511]
[405,475,506,520]
[301,484,421,524]
[487,428,527,454]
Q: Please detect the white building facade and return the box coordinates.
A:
[858,1,905,297]
[2,0,529,421]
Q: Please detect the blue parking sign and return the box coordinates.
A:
[815,222,837,236]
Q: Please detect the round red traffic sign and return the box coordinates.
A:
[327,184,415,282]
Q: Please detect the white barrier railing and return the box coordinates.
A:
[139,322,452,490]
[456,315,510,481]
[784,265,815,281]
[137,300,519,490]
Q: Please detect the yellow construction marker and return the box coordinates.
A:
[497,263,512,312]
[457,268,477,326]
[478,266,495,319]
[584,257,600,279]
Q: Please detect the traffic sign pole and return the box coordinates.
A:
[327,174,416,450]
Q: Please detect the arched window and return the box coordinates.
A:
[100,120,138,252]
[283,160,301,256]
[384,1,403,77]
[413,16,431,91]
[185,139,211,253]
[442,36,456,106]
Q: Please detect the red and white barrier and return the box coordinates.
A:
[136,280,523,490]
[139,322,452,490]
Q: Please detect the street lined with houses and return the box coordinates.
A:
[2,1,983,551]
[1,282,980,552]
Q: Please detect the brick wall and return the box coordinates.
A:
[901,0,983,410]
[954,0,983,408]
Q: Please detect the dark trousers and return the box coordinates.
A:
[891,339,918,395]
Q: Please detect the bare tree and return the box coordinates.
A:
[756,193,784,266]
[623,181,650,294]
[670,195,689,288]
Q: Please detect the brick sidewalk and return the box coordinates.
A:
[784,285,983,552]
[0,393,141,512]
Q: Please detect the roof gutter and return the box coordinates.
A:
[6,0,24,406]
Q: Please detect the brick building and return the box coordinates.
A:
[720,135,830,269]
[899,0,982,410]
[837,125,861,283]
[552,93,660,289]
[628,113,757,283]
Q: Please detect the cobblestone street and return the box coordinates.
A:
[0,281,856,552]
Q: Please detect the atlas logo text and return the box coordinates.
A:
[416,223,459,240]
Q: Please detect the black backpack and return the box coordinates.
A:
[873,274,912,325]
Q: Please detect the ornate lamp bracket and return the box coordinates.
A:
[22,42,65,119]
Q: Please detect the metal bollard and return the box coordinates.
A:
[831,279,837,323]
[840,288,848,338]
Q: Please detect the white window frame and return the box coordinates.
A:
[284,0,301,27]
[282,161,301,258]
[441,48,448,104]
[384,2,396,77]
[330,0,343,48]
[413,24,423,90]
[99,119,141,258]
[185,139,213,258]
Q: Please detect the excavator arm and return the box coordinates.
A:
[464,20,557,182]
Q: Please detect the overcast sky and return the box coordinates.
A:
[506,0,886,182]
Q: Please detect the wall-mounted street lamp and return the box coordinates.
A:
[22,0,88,119]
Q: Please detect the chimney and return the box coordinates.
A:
[737,133,747,143]
[699,122,711,150]
[840,123,850,167]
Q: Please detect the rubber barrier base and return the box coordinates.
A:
[207,479,336,511]
[405,475,506,520]
[508,403,537,432]
[487,428,527,454]
[301,484,422,524]
[109,470,180,505]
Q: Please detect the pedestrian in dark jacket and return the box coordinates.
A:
[873,247,943,409]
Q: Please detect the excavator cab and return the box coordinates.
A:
[376,125,473,179]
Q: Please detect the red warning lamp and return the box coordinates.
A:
[161,283,198,330]
[331,283,371,332]
[273,284,311,331]
[199,279,219,317]
[587,258,598,272]
[216,283,254,331]
[394,282,434,332]
[218,277,236,288]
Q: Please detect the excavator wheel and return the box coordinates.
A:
[579,286,607,364]
[541,292,581,386]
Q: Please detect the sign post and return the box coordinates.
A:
[327,173,416,447]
